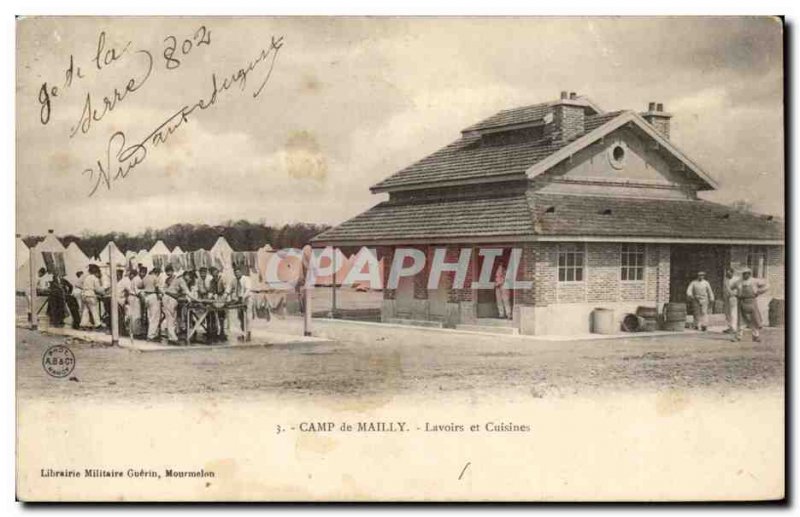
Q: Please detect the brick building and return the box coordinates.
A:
[312,92,784,335]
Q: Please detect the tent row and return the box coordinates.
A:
[16,235,384,291]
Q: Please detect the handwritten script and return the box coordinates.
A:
[36,26,284,196]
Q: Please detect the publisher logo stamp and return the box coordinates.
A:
[42,345,75,378]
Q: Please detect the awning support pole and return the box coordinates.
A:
[29,246,37,331]
[109,244,119,347]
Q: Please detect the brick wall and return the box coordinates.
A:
[587,243,618,303]
[767,245,785,299]
[534,243,558,306]
[643,114,671,139]
[525,241,670,308]
[544,104,585,143]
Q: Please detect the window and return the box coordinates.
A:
[746,246,767,278]
[607,141,628,170]
[558,245,585,282]
[620,243,645,281]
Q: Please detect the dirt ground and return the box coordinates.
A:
[16,320,784,404]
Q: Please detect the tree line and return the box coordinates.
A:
[21,220,332,259]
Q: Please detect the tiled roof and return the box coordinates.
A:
[371,111,625,192]
[313,192,784,243]
[313,191,535,243]
[530,194,784,241]
[461,102,554,132]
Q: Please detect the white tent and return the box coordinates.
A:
[150,240,170,256]
[210,236,234,273]
[98,242,126,266]
[32,231,66,277]
[64,242,90,281]
[135,249,154,271]
[172,246,184,254]
[16,237,30,291]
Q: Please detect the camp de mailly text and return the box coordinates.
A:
[293,421,531,433]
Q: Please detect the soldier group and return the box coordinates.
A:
[685,267,768,342]
[40,263,253,346]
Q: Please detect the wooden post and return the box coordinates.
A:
[109,244,119,346]
[331,247,337,318]
[29,246,37,330]
[303,284,312,337]
[245,301,251,342]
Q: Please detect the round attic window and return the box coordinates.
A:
[608,142,628,170]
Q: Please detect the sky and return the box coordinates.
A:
[16,16,784,236]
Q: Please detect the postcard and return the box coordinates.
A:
[15,16,785,501]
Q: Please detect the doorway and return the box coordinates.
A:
[669,244,728,303]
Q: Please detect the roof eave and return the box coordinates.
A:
[370,173,526,194]
[310,234,784,246]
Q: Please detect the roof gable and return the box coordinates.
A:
[525,111,718,190]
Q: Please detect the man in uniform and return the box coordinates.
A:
[686,271,715,331]
[732,267,769,342]
[80,264,105,329]
[142,266,163,341]
[207,266,226,342]
[161,265,196,345]
[72,270,85,319]
[196,267,212,299]
[494,262,512,320]
[232,265,253,341]
[722,267,738,334]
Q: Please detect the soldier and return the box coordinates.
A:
[232,265,253,340]
[196,267,212,299]
[142,266,163,341]
[80,264,104,329]
[207,266,226,342]
[722,267,738,334]
[494,262,512,320]
[161,265,196,345]
[686,271,715,331]
[732,267,769,342]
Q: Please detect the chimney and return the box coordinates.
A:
[642,102,672,139]
[546,91,585,143]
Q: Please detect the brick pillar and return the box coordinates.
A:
[655,243,671,305]
[534,243,557,307]
[443,246,473,303]
[515,243,541,335]
[377,246,396,301]
[377,245,396,321]
[766,245,785,299]
[413,245,429,300]
[515,244,537,306]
